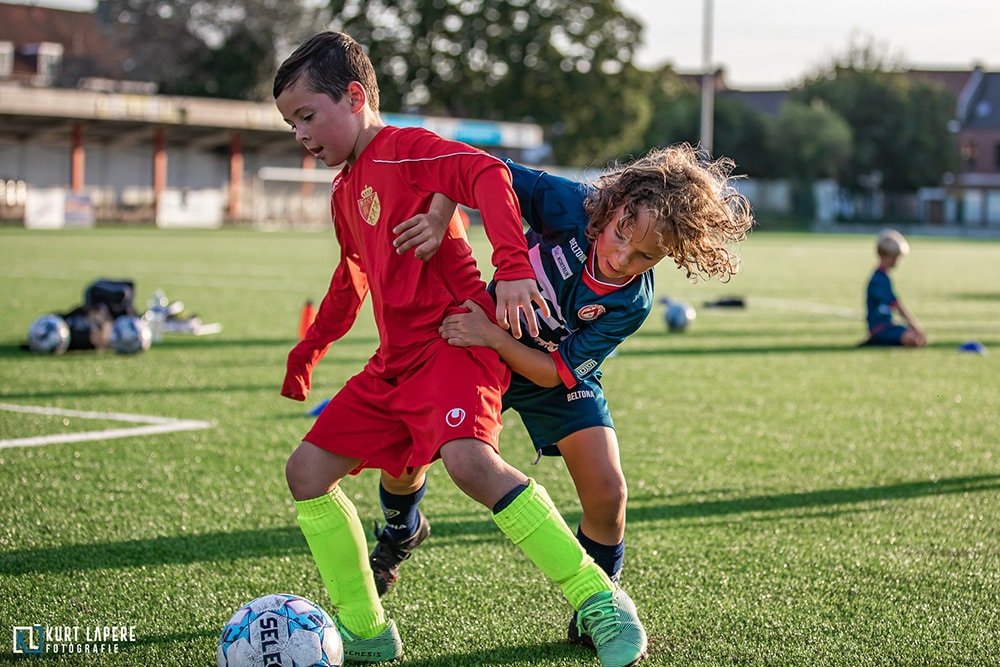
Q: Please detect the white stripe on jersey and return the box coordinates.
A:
[371,151,506,166]
[528,243,565,328]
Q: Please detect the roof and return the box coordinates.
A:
[720,89,789,116]
[906,69,973,99]
[959,70,1000,130]
[0,3,131,83]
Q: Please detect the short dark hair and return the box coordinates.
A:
[273,31,380,111]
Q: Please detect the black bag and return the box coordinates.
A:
[84,279,137,319]
[62,303,113,350]
[58,279,136,350]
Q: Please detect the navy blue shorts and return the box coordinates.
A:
[868,325,908,346]
[504,372,614,457]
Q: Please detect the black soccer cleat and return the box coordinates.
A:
[369,511,430,597]
[568,610,595,649]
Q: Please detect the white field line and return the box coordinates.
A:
[0,402,215,449]
[751,297,860,319]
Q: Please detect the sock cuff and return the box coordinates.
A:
[295,486,356,537]
[492,478,553,544]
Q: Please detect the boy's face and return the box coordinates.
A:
[593,206,670,284]
[276,78,363,167]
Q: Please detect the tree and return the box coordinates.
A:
[768,99,853,216]
[326,0,652,166]
[633,65,699,152]
[796,38,959,192]
[95,0,323,100]
[630,68,776,179]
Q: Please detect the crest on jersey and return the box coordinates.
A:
[577,304,606,321]
[358,185,381,226]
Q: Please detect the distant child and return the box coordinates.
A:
[864,229,926,347]
[371,144,755,647]
[273,31,646,667]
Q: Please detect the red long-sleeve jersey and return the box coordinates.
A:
[297,126,534,381]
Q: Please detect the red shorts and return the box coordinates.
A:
[304,340,510,477]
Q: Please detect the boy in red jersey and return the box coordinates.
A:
[273,31,647,666]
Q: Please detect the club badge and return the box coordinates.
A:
[577,304,606,321]
[358,185,381,226]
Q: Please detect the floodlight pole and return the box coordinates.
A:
[699,0,715,155]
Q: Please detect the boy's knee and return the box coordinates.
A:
[285,443,330,501]
[581,479,627,523]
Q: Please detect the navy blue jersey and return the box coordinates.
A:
[866,268,897,334]
[504,161,655,389]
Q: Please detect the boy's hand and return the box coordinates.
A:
[282,341,322,401]
[494,278,549,339]
[440,300,501,348]
[393,195,456,261]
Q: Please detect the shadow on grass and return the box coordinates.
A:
[627,474,1000,524]
[952,292,1000,302]
[0,526,309,576]
[392,640,597,666]
[620,330,999,356]
[6,475,996,577]
[614,342,865,356]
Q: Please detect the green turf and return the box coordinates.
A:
[0,226,997,666]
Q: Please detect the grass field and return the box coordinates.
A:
[1,225,998,666]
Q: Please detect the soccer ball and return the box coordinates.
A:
[109,315,152,354]
[218,594,343,667]
[27,314,71,354]
[665,301,696,332]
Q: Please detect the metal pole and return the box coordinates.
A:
[699,0,715,155]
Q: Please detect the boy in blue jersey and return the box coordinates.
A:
[375,143,754,648]
[864,229,926,347]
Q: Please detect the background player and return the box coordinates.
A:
[863,228,926,347]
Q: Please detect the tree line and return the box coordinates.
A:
[97,0,959,196]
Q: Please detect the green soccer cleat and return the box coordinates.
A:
[576,588,648,667]
[333,616,403,663]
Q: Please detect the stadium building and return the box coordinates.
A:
[2,2,999,230]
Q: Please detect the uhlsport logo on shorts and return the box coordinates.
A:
[445,408,466,427]
[11,622,137,656]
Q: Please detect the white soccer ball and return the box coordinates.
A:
[218,594,343,667]
[665,301,696,332]
[109,315,152,354]
[27,314,71,355]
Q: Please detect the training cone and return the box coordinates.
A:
[308,398,330,416]
[299,300,316,339]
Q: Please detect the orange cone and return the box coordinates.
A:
[299,300,316,339]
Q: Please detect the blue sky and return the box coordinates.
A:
[619,0,1000,88]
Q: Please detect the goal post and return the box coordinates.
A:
[250,166,334,230]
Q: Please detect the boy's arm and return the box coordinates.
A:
[392,194,456,261]
[282,251,368,401]
[894,299,924,336]
[467,163,550,338]
[440,300,560,387]
[391,190,545,338]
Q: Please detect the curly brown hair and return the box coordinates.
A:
[583,143,755,282]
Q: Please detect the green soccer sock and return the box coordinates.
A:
[295,486,386,638]
[492,478,614,610]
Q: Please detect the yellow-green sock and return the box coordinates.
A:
[295,486,386,638]
[492,478,613,609]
